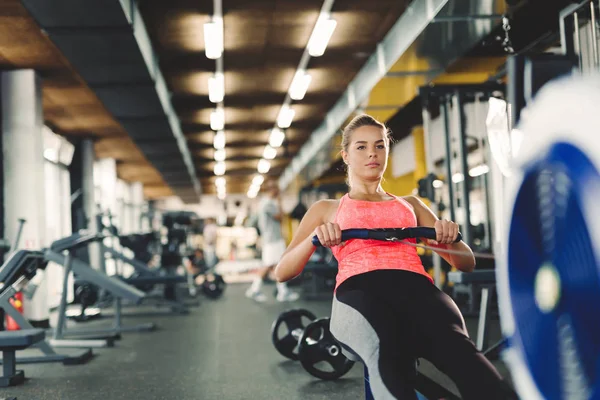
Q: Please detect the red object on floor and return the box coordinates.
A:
[6,292,23,330]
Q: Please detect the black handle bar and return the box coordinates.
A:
[311,227,462,247]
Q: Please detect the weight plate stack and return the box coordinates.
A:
[271,309,316,360]
[297,317,354,380]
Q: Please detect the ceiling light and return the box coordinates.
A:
[268,128,285,148]
[307,15,337,57]
[208,72,224,103]
[277,105,295,129]
[432,179,444,189]
[213,130,226,150]
[217,191,226,200]
[214,161,226,176]
[217,185,226,194]
[452,173,464,183]
[469,164,490,177]
[263,145,277,160]
[252,175,264,186]
[289,70,312,101]
[210,107,225,131]
[247,190,258,199]
[257,159,271,174]
[204,18,223,60]
[214,149,226,162]
[215,177,226,187]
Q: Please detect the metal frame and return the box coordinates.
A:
[45,249,157,341]
[560,0,600,72]
[419,82,503,288]
[0,275,92,365]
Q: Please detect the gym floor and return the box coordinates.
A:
[3,283,512,400]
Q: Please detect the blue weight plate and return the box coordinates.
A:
[508,142,600,400]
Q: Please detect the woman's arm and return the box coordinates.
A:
[404,196,476,272]
[274,199,337,282]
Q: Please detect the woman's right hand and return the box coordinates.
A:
[313,222,342,247]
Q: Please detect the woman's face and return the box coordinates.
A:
[342,125,388,182]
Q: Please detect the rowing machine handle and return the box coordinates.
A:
[311,227,462,247]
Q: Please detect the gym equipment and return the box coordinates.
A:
[448,270,501,358]
[0,250,93,365]
[97,211,197,312]
[296,317,355,380]
[272,309,316,360]
[497,74,600,399]
[67,281,101,322]
[312,227,462,247]
[271,309,355,380]
[46,232,156,347]
[200,273,226,299]
[0,329,45,387]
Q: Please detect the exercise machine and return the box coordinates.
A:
[0,249,93,366]
[45,232,156,343]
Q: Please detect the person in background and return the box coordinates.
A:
[203,217,218,271]
[245,181,299,302]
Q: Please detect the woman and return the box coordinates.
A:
[274,115,516,399]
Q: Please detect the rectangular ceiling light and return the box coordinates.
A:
[277,105,295,129]
[307,15,337,57]
[257,159,271,174]
[263,145,277,160]
[252,175,265,186]
[215,176,226,187]
[204,18,223,60]
[268,128,285,148]
[208,72,225,103]
[214,148,226,162]
[214,130,226,150]
[214,161,226,176]
[289,70,312,100]
[210,107,225,131]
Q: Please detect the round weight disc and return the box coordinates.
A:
[271,309,316,360]
[499,75,600,400]
[202,273,226,299]
[297,318,354,380]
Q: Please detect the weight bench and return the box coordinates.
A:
[0,250,93,366]
[0,329,44,386]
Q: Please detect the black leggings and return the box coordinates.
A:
[330,270,516,400]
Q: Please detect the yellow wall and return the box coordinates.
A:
[381,126,427,196]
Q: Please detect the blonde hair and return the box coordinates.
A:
[341,114,392,187]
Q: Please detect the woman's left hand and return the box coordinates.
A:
[428,219,460,245]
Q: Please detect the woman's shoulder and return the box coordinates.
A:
[308,198,342,222]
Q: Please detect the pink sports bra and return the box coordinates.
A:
[330,194,433,291]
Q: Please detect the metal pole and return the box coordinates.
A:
[53,252,73,340]
[422,103,443,288]
[441,98,456,223]
[574,12,583,71]
[454,90,472,246]
[590,0,599,68]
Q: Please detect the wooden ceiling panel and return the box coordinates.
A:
[94,137,148,162]
[117,162,166,184]
[226,67,295,95]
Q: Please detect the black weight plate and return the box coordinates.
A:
[271,309,317,360]
[298,317,355,380]
[202,273,226,299]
